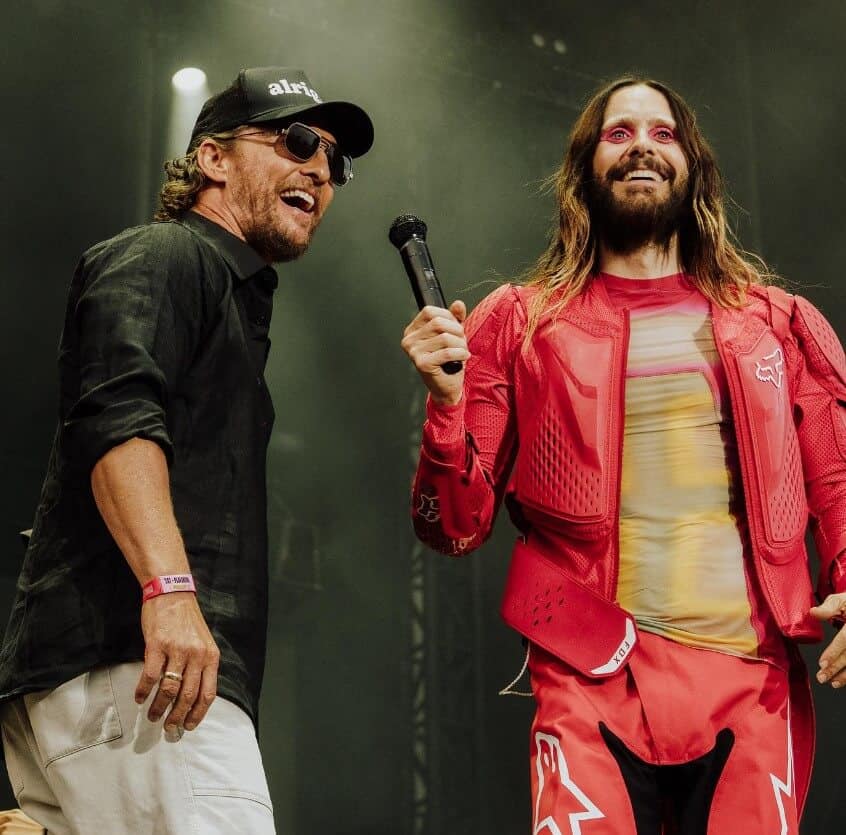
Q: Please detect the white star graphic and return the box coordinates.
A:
[769,705,794,835]
[534,732,604,835]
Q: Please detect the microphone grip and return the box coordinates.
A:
[400,238,462,375]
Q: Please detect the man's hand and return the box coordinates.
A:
[0,808,46,834]
[135,590,220,731]
[91,439,220,730]
[401,300,470,406]
[810,593,846,688]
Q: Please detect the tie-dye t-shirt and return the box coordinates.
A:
[603,272,762,657]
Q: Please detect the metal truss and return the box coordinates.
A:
[407,389,486,835]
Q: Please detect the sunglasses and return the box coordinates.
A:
[237,122,353,187]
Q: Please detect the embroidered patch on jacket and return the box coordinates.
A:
[453,535,476,553]
[416,493,441,523]
[755,347,784,389]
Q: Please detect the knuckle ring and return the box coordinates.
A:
[162,671,183,683]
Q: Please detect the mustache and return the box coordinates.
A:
[605,157,674,182]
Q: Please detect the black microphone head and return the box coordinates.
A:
[389,214,428,249]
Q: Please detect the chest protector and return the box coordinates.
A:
[506,283,821,641]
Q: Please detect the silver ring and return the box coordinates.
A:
[162,671,183,683]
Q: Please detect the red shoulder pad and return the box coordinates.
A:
[463,283,524,353]
[762,285,794,340]
[791,295,846,398]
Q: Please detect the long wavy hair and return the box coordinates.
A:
[153,128,243,221]
[523,77,775,335]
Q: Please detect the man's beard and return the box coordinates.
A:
[586,160,689,255]
[235,179,321,263]
[246,219,313,263]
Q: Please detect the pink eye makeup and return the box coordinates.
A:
[599,124,678,144]
[649,126,677,143]
[600,126,634,143]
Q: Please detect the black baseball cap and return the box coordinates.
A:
[189,66,374,157]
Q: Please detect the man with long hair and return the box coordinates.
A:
[402,77,846,832]
[0,67,373,833]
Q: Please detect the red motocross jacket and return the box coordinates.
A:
[412,278,846,669]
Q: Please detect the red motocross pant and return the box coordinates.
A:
[527,631,799,835]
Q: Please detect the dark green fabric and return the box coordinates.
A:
[0,211,278,724]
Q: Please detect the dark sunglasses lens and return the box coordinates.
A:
[326,147,353,186]
[283,123,352,186]
[283,123,320,161]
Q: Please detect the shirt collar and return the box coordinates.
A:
[178,210,278,288]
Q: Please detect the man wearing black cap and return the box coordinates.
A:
[0,67,373,834]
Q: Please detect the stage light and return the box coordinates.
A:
[172,68,207,94]
[166,68,210,158]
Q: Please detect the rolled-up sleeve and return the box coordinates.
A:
[61,224,206,475]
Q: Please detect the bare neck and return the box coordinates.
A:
[597,235,683,279]
[190,193,247,245]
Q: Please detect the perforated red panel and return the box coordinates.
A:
[523,400,604,517]
[795,297,846,382]
[767,434,806,542]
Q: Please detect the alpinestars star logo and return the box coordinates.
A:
[755,347,784,389]
[533,732,604,834]
[769,707,794,835]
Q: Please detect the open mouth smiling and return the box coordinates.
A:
[280,188,316,214]
[619,169,666,183]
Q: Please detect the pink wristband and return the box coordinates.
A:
[142,573,196,602]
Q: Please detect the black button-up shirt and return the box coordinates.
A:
[0,211,278,722]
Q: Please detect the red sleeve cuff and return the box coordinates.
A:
[425,395,465,442]
[421,395,466,459]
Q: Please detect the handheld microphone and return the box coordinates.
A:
[389,214,462,375]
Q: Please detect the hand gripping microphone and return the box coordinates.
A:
[389,214,463,375]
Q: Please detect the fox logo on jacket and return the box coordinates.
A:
[416,493,441,523]
[755,347,784,389]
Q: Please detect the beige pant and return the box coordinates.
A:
[0,662,275,834]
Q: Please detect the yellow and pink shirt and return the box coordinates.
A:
[603,272,772,659]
